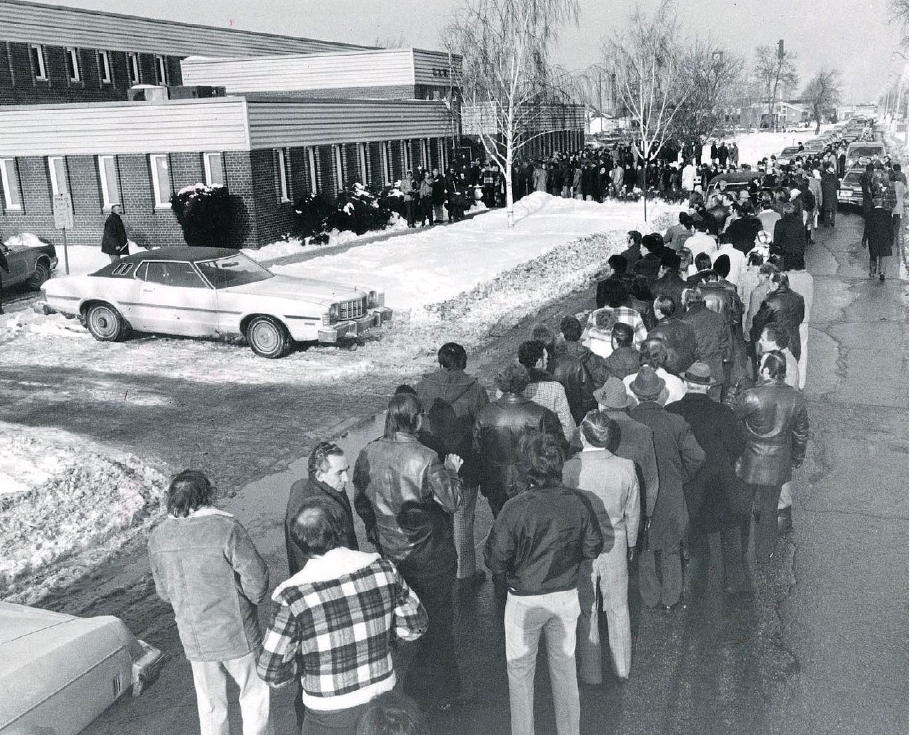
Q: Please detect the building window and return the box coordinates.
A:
[203,152,224,186]
[333,145,344,190]
[438,139,446,171]
[149,154,172,208]
[306,147,318,194]
[127,53,140,85]
[65,48,81,82]
[47,157,69,196]
[0,158,23,210]
[97,155,120,209]
[276,149,291,202]
[357,143,369,184]
[403,141,412,174]
[381,142,393,184]
[97,50,112,84]
[155,55,168,85]
[30,44,47,81]
[421,139,429,169]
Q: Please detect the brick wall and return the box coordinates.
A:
[248,148,296,247]
[368,142,384,187]
[0,42,183,104]
[342,143,359,186]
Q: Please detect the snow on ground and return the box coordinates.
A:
[0,193,680,601]
[273,192,675,315]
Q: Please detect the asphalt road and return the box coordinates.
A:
[35,208,909,735]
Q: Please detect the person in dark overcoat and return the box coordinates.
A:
[666,363,751,596]
[864,198,894,280]
[820,165,840,226]
[101,204,128,262]
[628,367,705,610]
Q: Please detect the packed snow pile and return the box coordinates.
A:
[274,192,675,313]
[0,435,167,605]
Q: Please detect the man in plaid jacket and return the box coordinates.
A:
[258,499,427,733]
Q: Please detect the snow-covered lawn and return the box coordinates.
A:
[0,193,678,602]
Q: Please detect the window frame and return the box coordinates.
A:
[127,52,140,85]
[65,47,81,82]
[97,50,112,84]
[357,142,369,184]
[276,148,291,203]
[97,155,121,209]
[202,152,225,187]
[0,158,23,211]
[421,139,429,169]
[306,147,318,194]
[403,140,412,174]
[149,154,172,209]
[47,156,69,197]
[382,141,394,184]
[29,44,47,81]
[154,55,168,85]
[333,144,344,190]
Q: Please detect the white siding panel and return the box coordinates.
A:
[181,50,415,93]
[0,99,250,156]
[0,0,370,57]
[412,49,460,87]
[246,99,452,149]
[462,103,586,135]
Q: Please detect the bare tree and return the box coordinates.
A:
[605,0,694,220]
[754,44,800,129]
[888,0,909,55]
[444,0,579,227]
[672,42,744,142]
[801,69,842,133]
[371,33,408,49]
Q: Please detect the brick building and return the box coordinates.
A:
[0,0,582,250]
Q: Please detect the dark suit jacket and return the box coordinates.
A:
[285,474,359,575]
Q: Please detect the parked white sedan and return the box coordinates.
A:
[0,602,163,735]
[42,247,392,358]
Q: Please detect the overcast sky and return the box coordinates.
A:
[48,0,907,102]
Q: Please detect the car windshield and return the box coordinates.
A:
[196,254,273,289]
[848,146,882,157]
[842,172,863,185]
[781,147,800,155]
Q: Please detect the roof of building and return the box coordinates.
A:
[0,0,375,58]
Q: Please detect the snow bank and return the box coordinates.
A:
[273,192,675,313]
[0,427,167,604]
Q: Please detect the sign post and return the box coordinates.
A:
[52,194,73,275]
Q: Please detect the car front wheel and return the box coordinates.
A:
[85,303,128,342]
[246,316,291,358]
[26,261,51,291]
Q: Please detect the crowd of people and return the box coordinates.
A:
[144,133,906,735]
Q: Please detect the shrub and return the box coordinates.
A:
[170,184,237,248]
[291,182,399,242]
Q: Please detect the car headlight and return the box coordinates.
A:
[324,304,338,325]
[367,290,384,308]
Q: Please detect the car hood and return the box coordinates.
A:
[223,275,366,305]
[0,601,75,644]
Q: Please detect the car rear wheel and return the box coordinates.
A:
[246,316,291,358]
[26,261,50,291]
[85,303,128,342]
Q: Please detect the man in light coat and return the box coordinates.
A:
[148,470,273,735]
[563,411,639,683]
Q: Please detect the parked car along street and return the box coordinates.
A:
[0,602,162,735]
[0,237,57,291]
[41,247,392,358]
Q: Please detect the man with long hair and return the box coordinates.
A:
[148,470,273,735]
[353,392,466,710]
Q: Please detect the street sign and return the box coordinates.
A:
[52,194,74,230]
[52,194,73,274]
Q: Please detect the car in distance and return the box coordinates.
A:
[777,145,803,162]
[0,236,57,291]
[837,167,866,208]
[0,601,163,735]
[42,246,392,358]
[845,141,885,168]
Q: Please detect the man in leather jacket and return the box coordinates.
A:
[749,271,806,361]
[473,363,566,516]
[648,295,698,376]
[551,315,611,423]
[732,351,809,564]
[353,392,465,710]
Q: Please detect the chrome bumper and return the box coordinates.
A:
[317,307,393,343]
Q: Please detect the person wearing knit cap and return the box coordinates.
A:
[629,367,705,610]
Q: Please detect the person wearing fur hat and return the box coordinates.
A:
[628,367,705,610]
